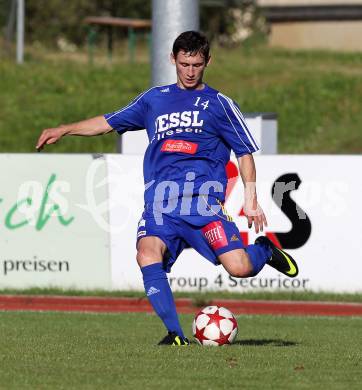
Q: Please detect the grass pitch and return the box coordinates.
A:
[0,311,361,389]
[1,45,361,154]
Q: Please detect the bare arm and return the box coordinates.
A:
[36,115,112,151]
[237,154,267,233]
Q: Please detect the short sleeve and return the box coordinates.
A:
[215,93,259,157]
[104,91,147,134]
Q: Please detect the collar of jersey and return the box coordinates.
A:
[170,83,211,93]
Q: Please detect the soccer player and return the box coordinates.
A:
[36,31,299,346]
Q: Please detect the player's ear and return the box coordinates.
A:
[170,52,176,65]
[206,55,211,67]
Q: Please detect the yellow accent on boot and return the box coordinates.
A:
[276,247,297,276]
[173,336,181,346]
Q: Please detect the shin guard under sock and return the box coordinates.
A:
[141,262,184,338]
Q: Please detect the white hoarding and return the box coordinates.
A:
[1,154,361,293]
[108,155,362,293]
[106,155,145,290]
[0,154,111,289]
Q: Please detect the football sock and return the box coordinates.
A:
[141,262,185,338]
[245,242,272,276]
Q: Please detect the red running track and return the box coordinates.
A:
[0,295,362,316]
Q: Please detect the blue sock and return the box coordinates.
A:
[141,263,184,338]
[245,243,272,276]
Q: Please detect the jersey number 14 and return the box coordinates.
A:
[194,97,209,110]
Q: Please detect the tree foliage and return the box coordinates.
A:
[24,0,151,45]
[1,0,263,47]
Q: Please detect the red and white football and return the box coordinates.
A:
[192,305,238,346]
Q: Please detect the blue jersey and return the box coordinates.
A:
[104,83,259,205]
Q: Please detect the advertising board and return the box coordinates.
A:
[1,154,360,293]
[108,155,362,293]
[0,154,111,289]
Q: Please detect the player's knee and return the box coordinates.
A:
[136,248,162,268]
[227,263,251,278]
[136,237,166,268]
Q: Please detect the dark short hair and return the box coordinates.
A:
[172,31,210,60]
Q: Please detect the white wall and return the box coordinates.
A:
[1,154,361,293]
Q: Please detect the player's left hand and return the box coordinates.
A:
[243,199,268,234]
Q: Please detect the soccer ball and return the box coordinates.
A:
[192,305,238,346]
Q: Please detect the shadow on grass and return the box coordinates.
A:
[189,338,297,347]
[234,339,297,347]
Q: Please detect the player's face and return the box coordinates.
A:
[171,50,210,90]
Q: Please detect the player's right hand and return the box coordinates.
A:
[36,126,66,151]
[243,198,268,234]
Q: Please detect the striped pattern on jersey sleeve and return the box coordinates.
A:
[104,87,156,134]
[216,92,259,156]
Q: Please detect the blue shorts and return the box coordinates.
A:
[136,196,245,272]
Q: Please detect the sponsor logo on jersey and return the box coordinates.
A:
[201,221,228,250]
[155,111,204,133]
[161,140,198,154]
[160,87,170,93]
[230,234,240,242]
[151,127,203,143]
